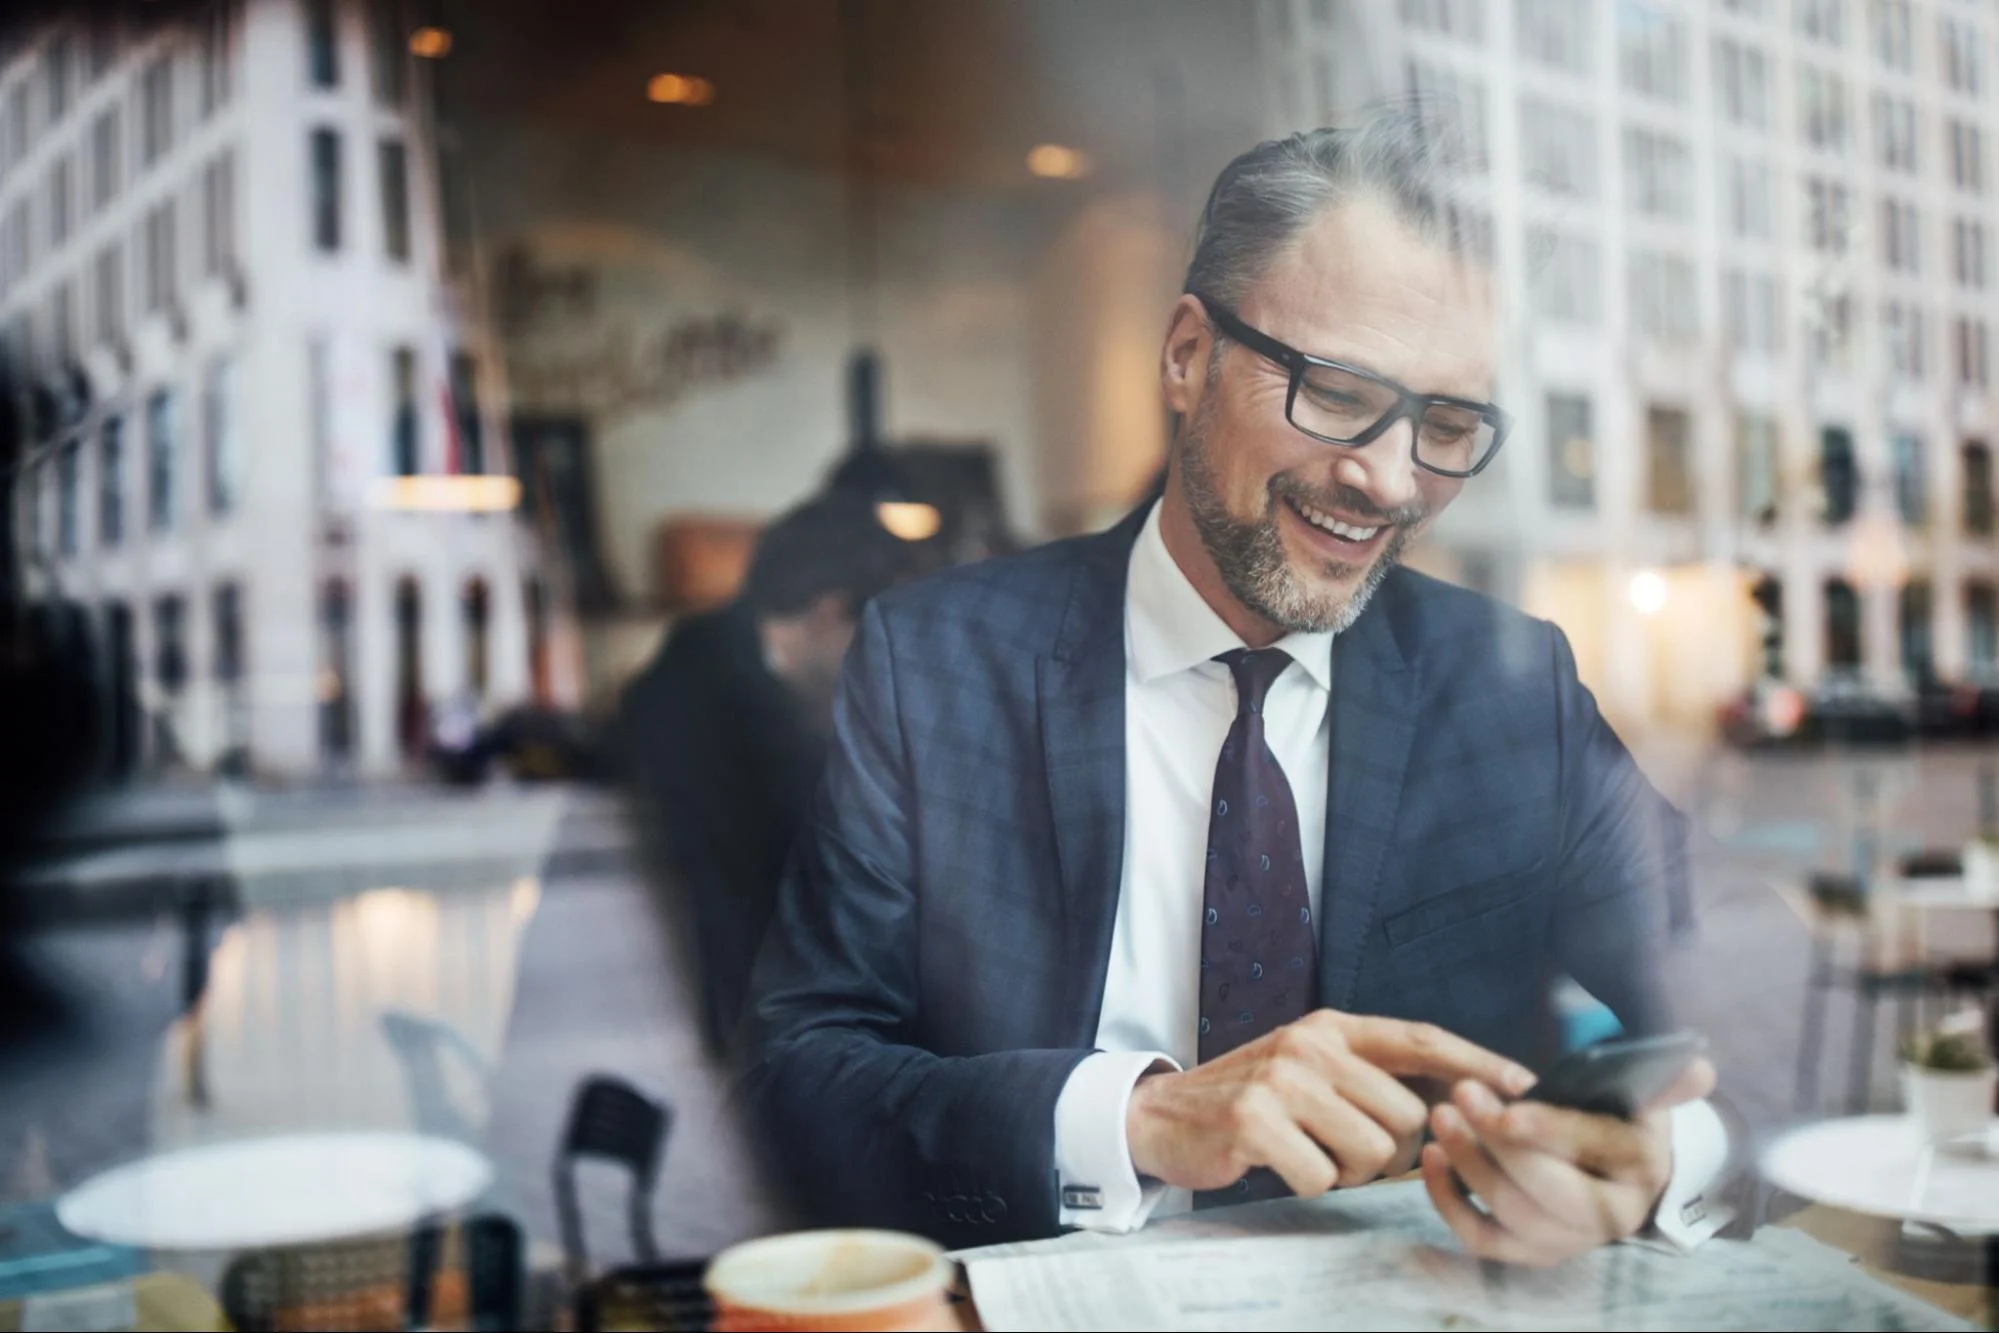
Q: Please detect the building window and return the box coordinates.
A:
[90,107,119,210]
[1546,392,1594,509]
[1399,0,1484,42]
[1956,316,1992,390]
[99,414,124,547]
[1964,440,1995,535]
[1881,198,1919,273]
[147,388,177,532]
[1821,426,1857,524]
[1628,249,1698,343]
[1528,227,1601,324]
[394,576,425,757]
[310,127,342,252]
[451,351,484,473]
[1810,293,1853,369]
[1950,119,1987,194]
[1893,432,1926,526]
[1646,405,1694,515]
[155,595,188,696]
[202,151,235,277]
[463,578,491,698]
[1884,301,1926,381]
[378,138,410,261]
[1724,157,1774,239]
[48,153,72,248]
[1713,38,1770,130]
[1520,98,1596,197]
[319,580,355,760]
[1516,0,1593,72]
[1824,578,1862,670]
[1805,177,1851,253]
[1899,580,1934,682]
[1941,14,1984,96]
[306,0,340,88]
[1798,67,1849,154]
[1403,61,1488,168]
[1875,92,1917,173]
[140,55,173,168]
[1723,268,1781,354]
[205,355,238,515]
[1623,127,1692,218]
[1618,2,1687,104]
[51,281,76,365]
[1968,580,1998,667]
[87,24,117,82]
[370,0,408,105]
[213,582,244,684]
[56,440,79,557]
[1798,0,1844,46]
[94,241,123,348]
[391,346,418,475]
[199,2,234,116]
[1954,218,1988,289]
[1872,0,1913,70]
[45,33,72,125]
[142,201,177,314]
[1738,412,1778,524]
[4,83,27,172]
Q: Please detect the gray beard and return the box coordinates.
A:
[1177,402,1413,637]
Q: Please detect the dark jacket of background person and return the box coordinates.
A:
[743,502,1691,1249]
[620,495,933,1060]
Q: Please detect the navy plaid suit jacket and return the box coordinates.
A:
[744,503,1687,1248]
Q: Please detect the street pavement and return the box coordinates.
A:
[2,743,1995,1263]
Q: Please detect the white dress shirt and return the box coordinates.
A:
[1051,505,1729,1245]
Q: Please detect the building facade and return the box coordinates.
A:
[1,1,577,779]
[1262,0,1999,736]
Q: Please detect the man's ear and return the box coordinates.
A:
[1160,294,1214,418]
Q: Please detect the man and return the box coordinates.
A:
[746,110,1729,1262]
[623,492,926,1058]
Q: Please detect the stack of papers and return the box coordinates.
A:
[959,1181,1974,1332]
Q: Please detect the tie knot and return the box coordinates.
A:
[1215,648,1292,718]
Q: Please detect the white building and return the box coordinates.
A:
[1,1,578,779]
[1262,0,1999,736]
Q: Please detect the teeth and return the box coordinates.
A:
[1297,502,1380,542]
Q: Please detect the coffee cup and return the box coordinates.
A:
[704,1228,954,1332]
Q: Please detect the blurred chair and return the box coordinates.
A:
[553,1074,672,1287]
[1793,871,1997,1114]
[573,1258,713,1333]
[380,1010,492,1143]
[219,1213,521,1332]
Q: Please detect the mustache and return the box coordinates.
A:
[1269,475,1428,527]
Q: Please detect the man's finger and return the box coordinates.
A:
[1252,1117,1342,1199]
[1431,1106,1597,1254]
[1339,1015,1535,1095]
[1640,1056,1716,1113]
[1477,1089,1667,1177]
[1420,1144,1550,1267]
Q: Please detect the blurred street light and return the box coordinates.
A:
[409,27,453,59]
[876,502,942,542]
[1026,144,1090,180]
[373,475,521,512]
[647,73,716,106]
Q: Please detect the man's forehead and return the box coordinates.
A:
[1245,195,1499,396]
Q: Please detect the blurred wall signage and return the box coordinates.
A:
[493,245,782,421]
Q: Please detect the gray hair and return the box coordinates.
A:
[1182,100,1483,310]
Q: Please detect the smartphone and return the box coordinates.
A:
[1520,1032,1708,1120]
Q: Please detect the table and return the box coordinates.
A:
[56,1131,492,1252]
[1763,1114,1998,1327]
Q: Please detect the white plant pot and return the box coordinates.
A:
[1966,840,1999,903]
[1902,1064,1998,1144]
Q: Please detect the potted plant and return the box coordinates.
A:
[1900,1013,1996,1144]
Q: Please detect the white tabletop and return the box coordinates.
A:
[57,1131,493,1251]
[1762,1116,1999,1229]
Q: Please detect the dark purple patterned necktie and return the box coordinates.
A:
[1196,647,1320,1207]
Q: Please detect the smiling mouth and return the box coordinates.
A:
[1289,497,1384,544]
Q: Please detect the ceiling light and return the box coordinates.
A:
[876,502,942,542]
[373,475,521,513]
[1026,144,1090,180]
[647,73,716,107]
[1628,569,1668,617]
[408,27,453,58]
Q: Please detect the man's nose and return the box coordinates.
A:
[1331,412,1422,512]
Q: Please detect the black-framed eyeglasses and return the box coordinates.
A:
[1192,293,1511,479]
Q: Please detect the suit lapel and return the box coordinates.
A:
[1320,581,1417,1011]
[1039,507,1146,1048]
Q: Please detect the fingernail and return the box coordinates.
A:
[1435,1105,1465,1137]
[1504,1065,1535,1095]
[1462,1083,1499,1117]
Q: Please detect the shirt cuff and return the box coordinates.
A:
[1633,1099,1734,1253]
[1053,1050,1180,1233]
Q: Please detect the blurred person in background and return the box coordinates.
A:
[621,492,931,1060]
[746,107,1732,1259]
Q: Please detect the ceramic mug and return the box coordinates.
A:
[705,1228,955,1332]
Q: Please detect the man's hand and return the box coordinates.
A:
[1421,1057,1717,1267]
[1126,1011,1536,1197]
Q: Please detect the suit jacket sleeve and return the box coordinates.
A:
[743,600,1093,1246]
[1546,626,1686,1040]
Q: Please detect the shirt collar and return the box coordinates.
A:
[1125,503,1336,691]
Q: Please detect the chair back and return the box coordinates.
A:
[219,1213,521,1332]
[380,1010,491,1143]
[553,1074,672,1286]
